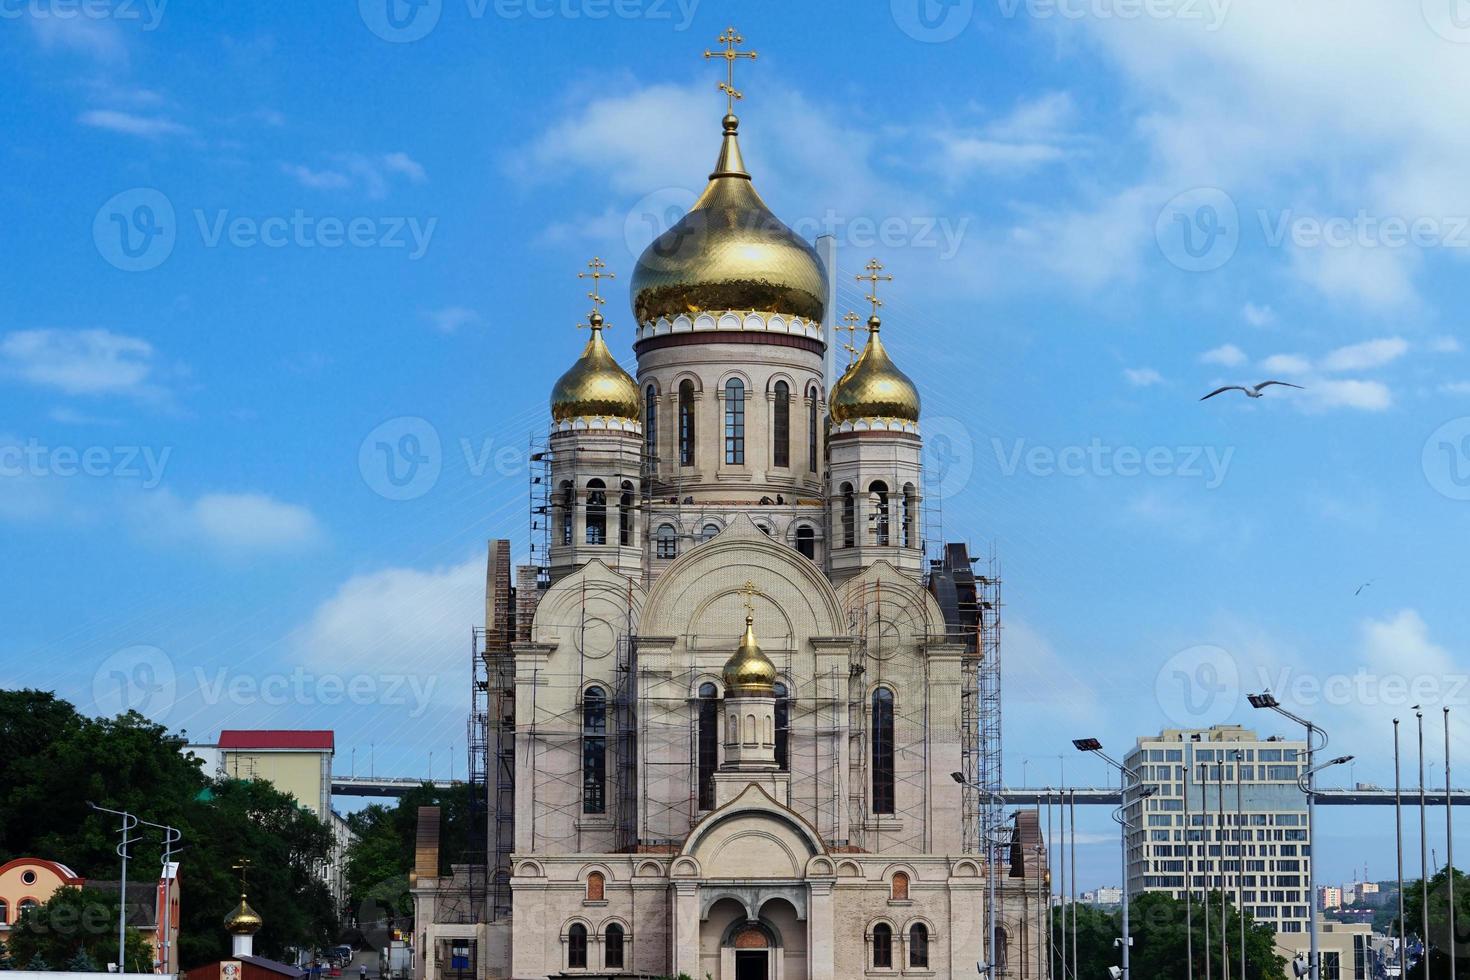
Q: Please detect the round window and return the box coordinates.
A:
[20,870,37,885]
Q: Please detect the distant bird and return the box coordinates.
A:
[1355,580,1374,597]
[1200,380,1305,401]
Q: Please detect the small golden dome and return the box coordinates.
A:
[224,895,263,936]
[829,316,921,424]
[631,114,828,325]
[722,613,778,697]
[549,312,640,422]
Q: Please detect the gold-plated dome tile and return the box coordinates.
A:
[549,313,641,422]
[829,316,921,425]
[224,896,263,935]
[722,612,777,696]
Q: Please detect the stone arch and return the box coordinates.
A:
[805,856,834,878]
[683,784,827,880]
[835,859,863,877]
[514,859,545,878]
[951,858,981,877]
[670,856,701,878]
[634,859,665,878]
[530,560,644,657]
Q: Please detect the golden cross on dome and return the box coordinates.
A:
[738,579,761,619]
[232,857,252,895]
[855,258,894,319]
[836,311,865,366]
[578,256,615,310]
[705,27,757,113]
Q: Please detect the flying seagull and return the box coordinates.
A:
[1200,380,1305,401]
[1355,580,1374,597]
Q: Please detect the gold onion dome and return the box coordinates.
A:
[224,895,263,936]
[549,312,640,422]
[722,612,778,697]
[630,113,828,324]
[828,316,921,424]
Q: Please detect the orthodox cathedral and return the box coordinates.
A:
[410,29,1044,980]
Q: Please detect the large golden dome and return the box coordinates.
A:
[631,114,828,325]
[549,312,640,422]
[224,895,262,936]
[829,316,921,424]
[722,613,777,697]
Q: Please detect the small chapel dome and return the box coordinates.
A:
[630,113,828,325]
[549,311,641,422]
[224,895,263,936]
[722,612,778,697]
[828,315,921,424]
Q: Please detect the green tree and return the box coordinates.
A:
[1399,865,1470,978]
[1056,891,1287,979]
[4,888,151,973]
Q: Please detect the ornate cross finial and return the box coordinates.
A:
[705,27,757,114]
[738,579,761,620]
[855,258,894,319]
[578,256,615,310]
[836,311,865,367]
[232,857,252,896]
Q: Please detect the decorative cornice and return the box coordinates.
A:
[550,416,644,435]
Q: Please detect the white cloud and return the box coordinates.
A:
[930,93,1076,182]
[1260,353,1312,376]
[0,328,159,398]
[1429,336,1462,354]
[1440,381,1470,395]
[282,153,428,199]
[422,307,480,334]
[1124,367,1164,387]
[1200,344,1247,367]
[27,12,127,64]
[1242,303,1276,328]
[280,163,352,191]
[78,109,190,139]
[132,491,323,555]
[1300,379,1393,412]
[1320,337,1409,373]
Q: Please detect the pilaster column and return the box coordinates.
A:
[672,881,701,978]
[808,880,834,980]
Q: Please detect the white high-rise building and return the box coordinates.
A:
[1125,725,1311,936]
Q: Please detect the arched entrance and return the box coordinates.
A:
[715,916,782,980]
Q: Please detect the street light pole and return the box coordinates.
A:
[89,803,140,972]
[1447,707,1457,980]
[1185,758,1194,980]
[1396,719,1408,978]
[952,771,1004,977]
[1419,707,1431,980]
[1249,691,1352,979]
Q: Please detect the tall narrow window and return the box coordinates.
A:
[678,380,695,466]
[909,923,929,968]
[698,682,719,810]
[567,924,588,969]
[891,871,909,900]
[644,384,658,460]
[795,525,816,561]
[872,923,893,969]
[870,480,890,546]
[807,385,819,472]
[559,481,573,546]
[585,872,604,902]
[582,687,607,814]
[585,480,606,545]
[774,681,789,771]
[872,687,896,814]
[619,481,634,547]
[724,379,745,464]
[656,524,678,560]
[773,380,790,468]
[605,924,624,969]
[841,482,855,548]
[902,483,917,549]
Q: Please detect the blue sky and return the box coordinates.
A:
[3,0,1468,889]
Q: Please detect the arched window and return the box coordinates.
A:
[605,923,625,969]
[774,681,790,771]
[909,923,929,968]
[16,899,37,916]
[701,523,720,543]
[870,480,890,546]
[807,385,819,472]
[567,923,588,969]
[582,687,607,814]
[756,522,771,536]
[619,481,634,546]
[585,479,606,545]
[678,380,696,466]
[872,687,896,814]
[644,384,658,460]
[656,523,678,559]
[559,481,573,546]
[698,682,719,810]
[891,871,909,900]
[0,899,7,925]
[585,871,605,902]
[841,482,855,548]
[724,379,745,464]
[902,482,917,549]
[872,923,893,969]
[773,380,790,468]
[795,524,816,561]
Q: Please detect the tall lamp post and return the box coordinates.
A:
[1072,738,1157,980]
[952,772,1005,976]
[1248,692,1353,979]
